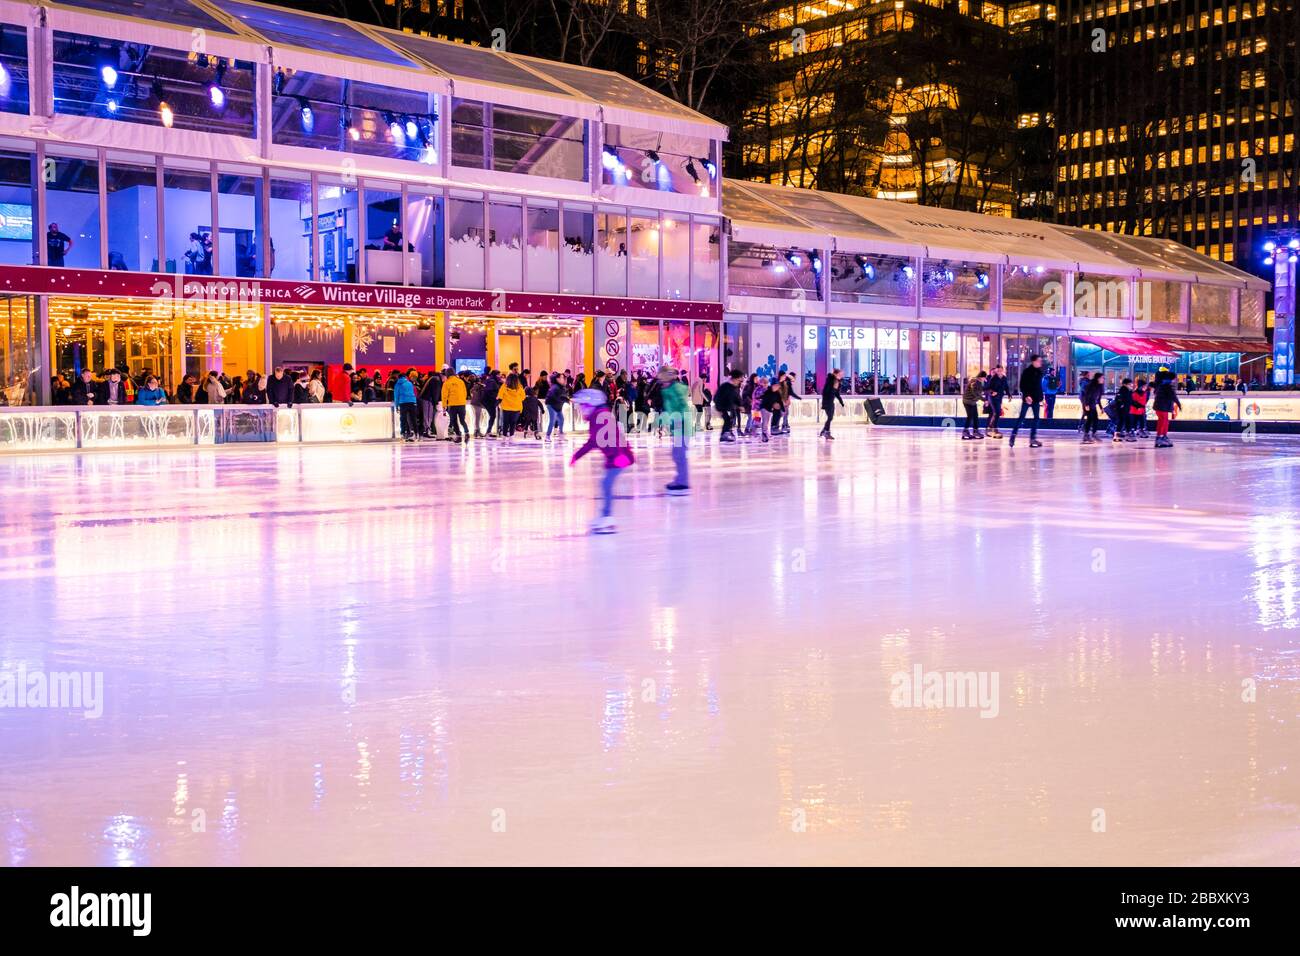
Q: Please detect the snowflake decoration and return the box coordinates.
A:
[783,334,798,354]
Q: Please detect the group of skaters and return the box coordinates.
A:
[959,356,1184,448]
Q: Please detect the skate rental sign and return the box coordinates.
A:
[0,265,723,321]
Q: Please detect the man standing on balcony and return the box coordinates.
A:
[1009,355,1044,449]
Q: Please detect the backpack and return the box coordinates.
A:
[470,382,484,404]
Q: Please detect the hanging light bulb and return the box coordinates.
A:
[101,63,118,89]
[208,60,227,109]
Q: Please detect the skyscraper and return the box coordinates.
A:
[1055,0,1300,267]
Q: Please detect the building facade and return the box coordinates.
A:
[1055,0,1300,267]
[738,0,1060,219]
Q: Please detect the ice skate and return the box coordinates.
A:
[665,483,690,496]
[1029,439,1043,448]
[590,515,617,534]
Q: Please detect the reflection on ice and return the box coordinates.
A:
[1,430,1298,865]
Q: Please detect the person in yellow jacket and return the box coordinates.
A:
[497,373,527,439]
[440,368,469,443]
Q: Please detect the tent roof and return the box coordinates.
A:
[723,180,1268,290]
[36,0,726,134]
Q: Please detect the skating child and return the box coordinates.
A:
[1112,378,1133,443]
[569,388,635,534]
[1129,378,1149,440]
[522,387,543,440]
[751,375,768,440]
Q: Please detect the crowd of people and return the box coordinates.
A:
[958,356,1184,448]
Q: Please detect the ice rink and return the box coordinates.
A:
[1,425,1298,866]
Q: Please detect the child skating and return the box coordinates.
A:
[570,388,635,534]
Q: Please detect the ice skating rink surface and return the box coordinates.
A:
[1,427,1298,865]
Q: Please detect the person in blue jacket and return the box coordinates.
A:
[135,376,168,406]
[394,368,419,442]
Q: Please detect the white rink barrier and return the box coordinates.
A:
[0,402,594,454]
[807,394,1300,426]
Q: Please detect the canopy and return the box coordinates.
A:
[722,180,1269,292]
[1076,335,1271,356]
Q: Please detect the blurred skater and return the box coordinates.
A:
[658,365,692,495]
[570,388,635,534]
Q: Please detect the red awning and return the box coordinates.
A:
[1075,335,1178,357]
[1077,335,1271,355]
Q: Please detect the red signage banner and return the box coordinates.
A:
[0,264,724,322]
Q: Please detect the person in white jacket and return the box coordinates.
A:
[688,376,713,432]
[204,371,226,404]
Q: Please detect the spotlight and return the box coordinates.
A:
[974,269,989,289]
[601,145,620,169]
[1264,256,1275,266]
[404,116,418,141]
[646,149,661,164]
[1291,254,1299,264]
[1264,240,1276,252]
[273,67,286,96]
[341,108,359,141]
[0,61,10,97]
[697,157,716,178]
[784,251,802,268]
[1290,238,1300,250]
[209,60,227,109]
[384,111,404,142]
[106,97,118,113]
[296,96,313,133]
[151,78,173,127]
[101,64,118,89]
[809,251,822,275]
[854,255,875,280]
[684,158,700,183]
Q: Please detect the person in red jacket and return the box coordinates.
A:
[1128,377,1149,442]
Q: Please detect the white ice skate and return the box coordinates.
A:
[590,516,617,534]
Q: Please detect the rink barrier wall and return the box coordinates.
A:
[4,395,1299,452]
[0,402,595,453]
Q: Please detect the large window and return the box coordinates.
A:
[0,295,36,405]
[727,242,820,301]
[404,188,444,287]
[1002,265,1064,315]
[317,179,358,283]
[628,210,659,298]
[216,166,264,277]
[1190,284,1235,327]
[44,150,100,268]
[525,199,559,293]
[561,204,594,294]
[446,193,485,288]
[661,214,689,299]
[271,71,435,164]
[0,149,36,266]
[163,162,213,275]
[921,258,993,310]
[267,175,312,282]
[53,33,255,137]
[488,198,522,291]
[451,98,586,181]
[831,253,916,307]
[0,24,31,116]
[602,125,716,196]
[106,158,158,272]
[691,218,721,301]
[596,210,626,296]
[363,183,405,284]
